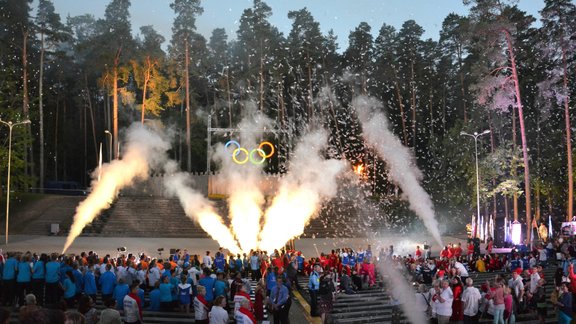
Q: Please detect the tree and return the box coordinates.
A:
[35,0,70,190]
[343,22,374,95]
[169,0,203,172]
[466,0,535,240]
[538,0,576,221]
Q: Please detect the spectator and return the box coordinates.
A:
[159,275,174,311]
[254,279,266,320]
[177,274,192,314]
[461,278,481,323]
[269,276,290,324]
[194,286,210,324]
[432,279,453,324]
[99,264,116,302]
[199,268,216,303]
[98,298,121,324]
[555,283,572,324]
[19,294,41,322]
[308,264,321,317]
[64,311,85,324]
[112,278,129,311]
[63,270,77,308]
[123,283,143,324]
[77,296,98,324]
[147,281,161,311]
[234,299,256,324]
[209,295,228,324]
[17,254,32,307]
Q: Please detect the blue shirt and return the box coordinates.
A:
[63,278,76,299]
[3,258,18,280]
[214,279,227,297]
[159,282,174,302]
[113,283,129,310]
[17,262,32,283]
[45,261,60,283]
[270,284,289,306]
[32,261,45,279]
[214,256,225,271]
[59,264,72,283]
[199,276,216,302]
[267,272,277,291]
[308,271,320,291]
[235,258,243,270]
[99,271,116,295]
[83,271,97,295]
[148,289,161,311]
[73,270,84,294]
[250,256,260,270]
[297,256,304,269]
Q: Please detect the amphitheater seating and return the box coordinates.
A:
[296,264,559,324]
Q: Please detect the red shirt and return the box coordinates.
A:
[454,247,463,258]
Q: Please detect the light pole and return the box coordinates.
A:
[104,130,112,162]
[460,129,491,238]
[0,119,31,245]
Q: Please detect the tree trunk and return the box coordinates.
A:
[503,29,531,242]
[141,56,153,124]
[113,48,121,160]
[458,44,467,123]
[563,48,573,221]
[185,37,192,172]
[226,67,232,127]
[512,97,518,222]
[259,40,264,113]
[54,95,59,181]
[488,112,497,220]
[393,80,408,146]
[410,61,417,149]
[22,29,32,179]
[39,30,45,191]
[85,75,98,159]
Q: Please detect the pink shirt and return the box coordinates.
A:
[492,287,504,305]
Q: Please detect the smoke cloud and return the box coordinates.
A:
[162,164,241,255]
[354,95,443,247]
[62,124,172,253]
[258,129,347,252]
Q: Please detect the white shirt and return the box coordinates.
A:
[509,276,525,300]
[434,287,453,317]
[209,305,229,324]
[461,286,482,316]
[415,291,430,312]
[123,294,141,323]
[194,296,209,320]
[454,262,469,277]
[148,266,160,287]
[530,272,541,294]
[203,255,213,268]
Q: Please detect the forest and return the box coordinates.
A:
[0,0,575,237]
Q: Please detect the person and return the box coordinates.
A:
[77,295,98,324]
[489,280,505,324]
[213,272,228,302]
[508,269,525,310]
[555,282,572,324]
[433,279,453,324]
[99,264,116,302]
[2,252,18,306]
[64,311,85,324]
[159,275,174,311]
[461,278,481,324]
[532,278,546,324]
[209,295,228,324]
[112,278,129,311]
[308,264,321,317]
[234,284,252,315]
[194,285,210,324]
[63,270,77,308]
[269,276,290,324]
[17,254,32,307]
[340,270,354,294]
[254,279,266,320]
[97,298,120,324]
[0,309,10,324]
[148,281,161,311]
[415,284,431,320]
[83,267,97,303]
[450,276,464,323]
[19,294,41,322]
[203,251,213,269]
[123,283,143,324]
[235,299,257,324]
[178,274,192,314]
[31,253,47,306]
[199,268,216,303]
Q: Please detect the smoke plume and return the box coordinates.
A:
[62,124,172,253]
[258,129,347,252]
[354,95,443,247]
[162,164,241,255]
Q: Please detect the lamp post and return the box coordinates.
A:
[0,119,31,245]
[460,129,491,238]
[104,130,112,162]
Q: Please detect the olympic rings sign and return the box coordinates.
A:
[225,140,275,165]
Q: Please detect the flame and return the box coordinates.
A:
[63,125,169,253]
[353,164,365,176]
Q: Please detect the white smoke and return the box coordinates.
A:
[162,164,241,255]
[258,129,347,252]
[62,124,172,253]
[378,260,427,324]
[354,95,443,247]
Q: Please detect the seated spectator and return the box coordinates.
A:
[99,298,121,324]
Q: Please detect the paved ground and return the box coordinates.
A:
[1,233,467,258]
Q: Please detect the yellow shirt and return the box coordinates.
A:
[476,259,486,272]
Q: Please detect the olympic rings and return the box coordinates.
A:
[225,140,275,165]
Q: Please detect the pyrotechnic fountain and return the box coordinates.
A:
[63,94,444,259]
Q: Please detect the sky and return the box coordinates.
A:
[46,0,545,52]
